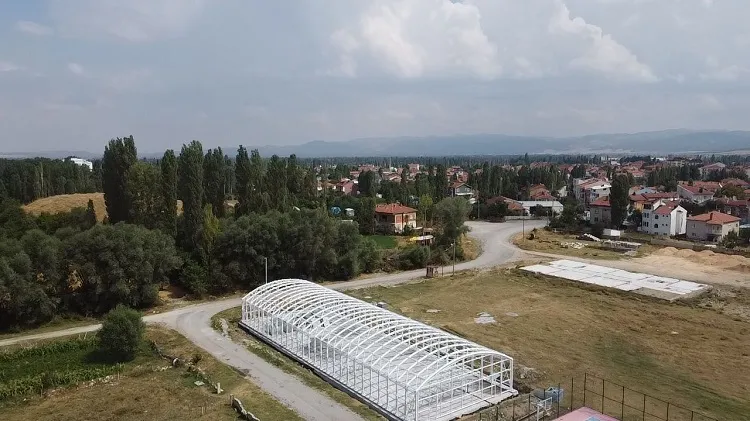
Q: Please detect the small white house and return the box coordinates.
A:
[68,157,94,170]
[640,200,687,236]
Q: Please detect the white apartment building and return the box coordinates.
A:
[640,200,687,236]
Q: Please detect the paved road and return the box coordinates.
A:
[0,220,546,420]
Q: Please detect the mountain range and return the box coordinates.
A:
[4,129,750,159]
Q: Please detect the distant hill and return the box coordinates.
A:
[6,129,750,159]
[246,130,750,158]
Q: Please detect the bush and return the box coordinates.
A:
[96,305,144,362]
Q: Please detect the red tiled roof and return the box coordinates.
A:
[590,196,611,207]
[375,204,417,215]
[679,185,717,195]
[687,211,741,225]
[722,178,750,187]
[643,192,678,200]
[654,202,680,216]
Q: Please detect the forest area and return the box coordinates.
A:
[0,137,475,332]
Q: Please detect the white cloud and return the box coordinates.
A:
[49,0,206,42]
[329,0,500,79]
[16,21,53,36]
[0,61,21,72]
[549,1,657,82]
[67,62,85,76]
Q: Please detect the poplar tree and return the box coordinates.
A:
[235,146,251,217]
[179,141,204,250]
[102,136,137,224]
[160,150,178,237]
[203,147,226,218]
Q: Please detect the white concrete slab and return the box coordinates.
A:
[521,260,710,300]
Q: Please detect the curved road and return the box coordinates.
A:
[0,219,546,421]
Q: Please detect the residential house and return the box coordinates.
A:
[722,200,750,224]
[699,162,726,178]
[519,200,564,216]
[407,163,421,174]
[335,180,357,195]
[486,196,525,215]
[640,200,687,236]
[721,178,750,189]
[528,184,556,201]
[573,178,611,206]
[374,204,418,234]
[686,211,741,242]
[677,184,717,203]
[589,196,611,225]
[449,182,474,198]
[67,157,94,170]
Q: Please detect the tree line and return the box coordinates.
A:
[0,158,100,203]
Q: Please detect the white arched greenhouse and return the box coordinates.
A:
[240,279,517,421]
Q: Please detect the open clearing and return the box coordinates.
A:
[346,268,750,421]
[23,192,183,222]
[1,327,299,421]
[514,229,656,260]
[369,235,399,249]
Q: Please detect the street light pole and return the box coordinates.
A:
[452,241,456,275]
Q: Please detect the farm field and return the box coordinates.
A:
[346,268,750,421]
[1,327,298,421]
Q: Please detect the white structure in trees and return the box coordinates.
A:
[241,279,516,421]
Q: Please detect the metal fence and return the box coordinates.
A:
[476,373,719,421]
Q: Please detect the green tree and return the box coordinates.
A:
[610,175,630,228]
[200,204,220,278]
[357,197,377,235]
[102,136,137,224]
[248,149,268,213]
[418,194,434,227]
[434,197,470,246]
[179,141,204,249]
[203,148,226,218]
[126,162,162,229]
[234,146,251,217]
[160,150,178,236]
[85,199,97,228]
[720,231,741,249]
[63,223,181,314]
[433,164,448,201]
[266,155,288,211]
[358,171,378,197]
[97,305,144,362]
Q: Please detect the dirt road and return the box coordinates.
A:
[0,220,546,420]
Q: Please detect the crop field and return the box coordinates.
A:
[1,328,298,421]
[347,268,750,421]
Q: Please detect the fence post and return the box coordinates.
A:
[557,382,561,416]
[642,394,646,421]
[583,373,587,407]
[571,377,574,411]
[621,385,625,420]
[667,402,670,420]
[601,378,605,414]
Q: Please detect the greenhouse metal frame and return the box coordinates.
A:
[240,279,516,421]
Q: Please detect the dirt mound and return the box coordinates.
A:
[655,247,678,256]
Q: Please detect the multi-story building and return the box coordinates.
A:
[686,211,741,242]
[640,200,687,236]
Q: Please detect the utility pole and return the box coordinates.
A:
[264,257,268,284]
[452,241,456,275]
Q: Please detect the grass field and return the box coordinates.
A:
[346,268,750,421]
[369,235,399,249]
[211,308,385,421]
[515,229,656,260]
[23,193,183,222]
[1,327,299,421]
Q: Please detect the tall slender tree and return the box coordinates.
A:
[102,136,137,224]
[248,149,268,213]
[203,147,226,218]
[160,150,178,237]
[610,174,631,228]
[179,141,204,249]
[235,146,251,217]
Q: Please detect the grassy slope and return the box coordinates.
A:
[347,269,750,421]
[1,327,300,421]
[515,229,657,260]
[369,235,399,249]
[22,193,184,222]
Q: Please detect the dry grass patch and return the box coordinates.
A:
[23,193,183,222]
[347,269,750,421]
[514,229,656,260]
[1,327,299,421]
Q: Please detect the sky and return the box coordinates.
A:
[0,0,748,154]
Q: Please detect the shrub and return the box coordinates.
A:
[97,305,144,362]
